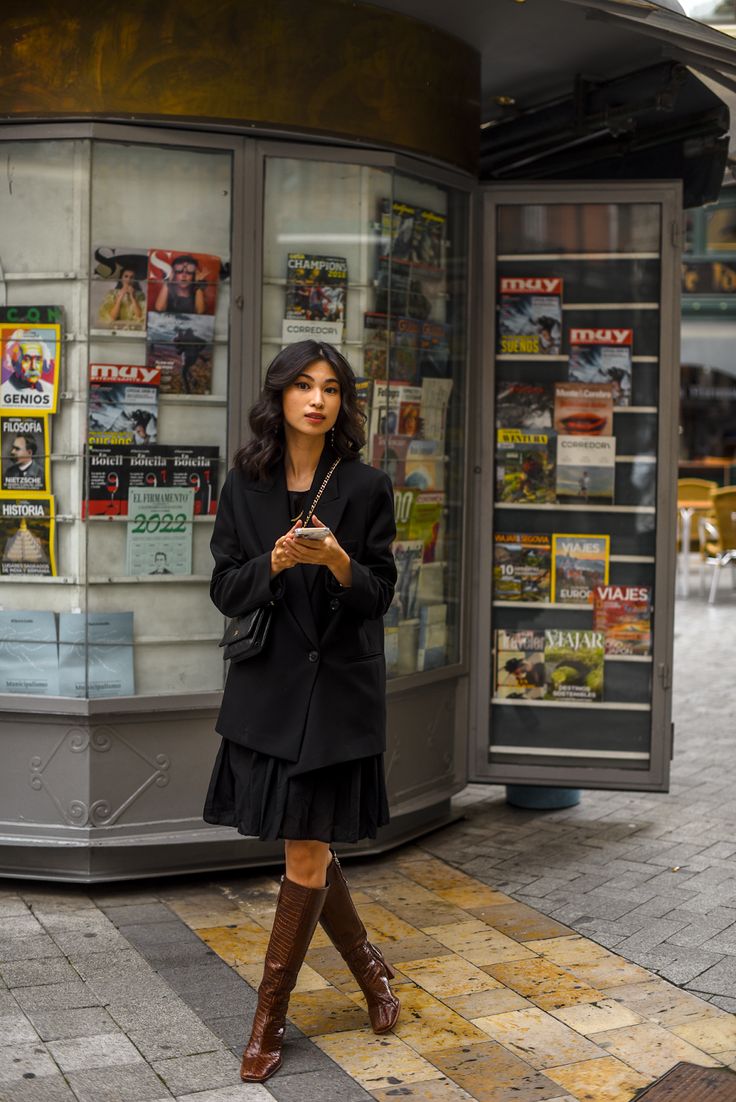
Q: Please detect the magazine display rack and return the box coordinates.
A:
[476,184,680,789]
[261,157,469,681]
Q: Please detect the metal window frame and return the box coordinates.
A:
[469,180,681,792]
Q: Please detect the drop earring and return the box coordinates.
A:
[330,427,335,447]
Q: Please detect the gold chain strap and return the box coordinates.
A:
[301,457,342,527]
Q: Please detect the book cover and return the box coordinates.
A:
[593,585,652,655]
[91,245,148,332]
[88,363,160,446]
[420,378,453,443]
[551,533,610,604]
[418,320,451,378]
[283,253,347,344]
[417,603,448,671]
[569,327,633,407]
[145,310,214,395]
[411,208,446,269]
[0,414,51,494]
[497,277,563,356]
[0,610,59,696]
[58,611,134,698]
[496,381,553,429]
[0,495,56,577]
[146,250,220,316]
[494,629,546,699]
[556,435,616,504]
[554,381,613,436]
[495,429,555,503]
[493,532,551,602]
[404,439,445,491]
[371,434,411,486]
[407,491,445,562]
[393,539,424,619]
[0,320,61,415]
[544,628,605,702]
[126,486,195,576]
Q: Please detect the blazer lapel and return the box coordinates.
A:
[245,463,319,648]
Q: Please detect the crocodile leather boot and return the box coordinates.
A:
[319,853,400,1034]
[240,875,329,1082]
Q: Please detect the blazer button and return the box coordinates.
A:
[329,599,340,611]
[308,651,319,663]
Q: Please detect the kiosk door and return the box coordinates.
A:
[471,182,681,792]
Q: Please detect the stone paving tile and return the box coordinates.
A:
[313,1028,443,1090]
[371,1079,477,1102]
[595,1021,724,1076]
[0,933,63,962]
[48,1030,144,1072]
[483,957,604,1012]
[13,979,100,1013]
[0,955,80,988]
[0,1040,59,1085]
[152,1050,243,1095]
[0,1009,40,1043]
[174,1086,274,1101]
[0,1073,79,1101]
[66,1063,174,1101]
[424,1039,563,1102]
[27,1005,120,1041]
[99,902,178,925]
[545,1055,650,1102]
[687,955,736,996]
[471,1005,607,1069]
[266,1068,374,1101]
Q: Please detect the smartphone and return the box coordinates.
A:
[294,527,331,539]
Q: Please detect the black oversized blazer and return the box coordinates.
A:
[210,447,397,774]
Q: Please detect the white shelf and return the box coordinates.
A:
[492,697,650,711]
[615,406,657,414]
[493,600,590,610]
[2,271,79,281]
[608,654,652,663]
[496,252,660,262]
[0,575,79,585]
[616,455,656,464]
[610,554,655,563]
[86,515,215,524]
[496,354,568,363]
[137,632,219,644]
[563,302,658,311]
[490,745,650,761]
[262,336,365,348]
[494,503,656,513]
[88,575,211,584]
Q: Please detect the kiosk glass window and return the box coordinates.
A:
[0,137,233,700]
[489,199,662,771]
[261,156,469,679]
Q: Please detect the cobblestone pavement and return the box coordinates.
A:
[420,594,736,1013]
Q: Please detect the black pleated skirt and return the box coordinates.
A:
[203,738,390,843]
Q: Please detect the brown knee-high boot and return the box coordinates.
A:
[319,853,400,1034]
[241,875,328,1082]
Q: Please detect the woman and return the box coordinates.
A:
[154,253,206,314]
[97,268,145,329]
[204,339,400,1083]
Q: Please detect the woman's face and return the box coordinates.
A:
[281,359,341,440]
[121,270,135,288]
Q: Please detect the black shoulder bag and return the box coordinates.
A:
[218,457,341,663]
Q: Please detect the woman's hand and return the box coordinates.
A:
[282,514,352,587]
[270,521,301,577]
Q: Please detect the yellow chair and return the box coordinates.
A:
[699,486,736,603]
[677,478,717,546]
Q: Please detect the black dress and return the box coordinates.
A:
[203,490,390,844]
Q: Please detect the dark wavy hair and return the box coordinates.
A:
[234,340,366,480]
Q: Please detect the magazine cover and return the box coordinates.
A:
[493,532,551,602]
[283,254,347,344]
[126,486,194,576]
[556,435,616,504]
[0,414,50,494]
[91,246,148,332]
[420,378,453,443]
[551,533,610,604]
[569,327,633,407]
[497,277,563,356]
[88,363,160,445]
[398,385,422,436]
[544,628,605,702]
[394,539,424,619]
[494,629,546,699]
[379,199,416,262]
[146,250,220,315]
[363,314,390,380]
[496,381,553,429]
[371,435,411,486]
[407,491,445,562]
[554,382,613,436]
[417,604,448,671]
[495,429,555,503]
[0,321,61,415]
[58,611,134,698]
[84,444,219,516]
[391,318,421,384]
[404,439,445,491]
[145,310,214,395]
[411,208,446,269]
[374,259,435,320]
[368,381,403,441]
[418,321,451,378]
[0,610,59,696]
[593,585,652,655]
[0,495,56,576]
